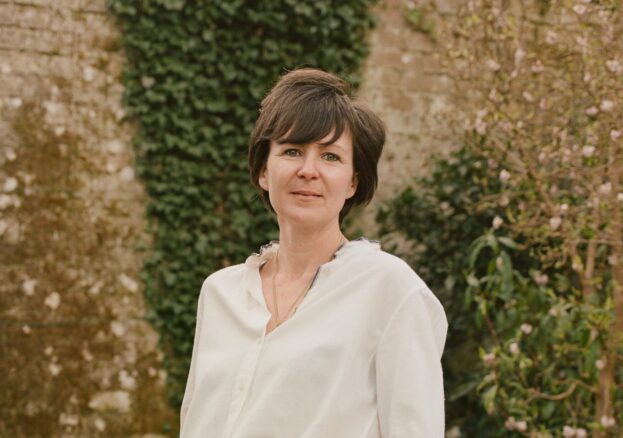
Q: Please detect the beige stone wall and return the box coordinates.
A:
[0,0,460,435]
[0,1,174,436]
[349,0,462,239]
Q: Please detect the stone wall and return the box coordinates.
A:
[0,0,460,436]
[349,0,462,239]
[0,0,175,436]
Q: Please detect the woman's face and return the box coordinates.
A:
[259,129,357,228]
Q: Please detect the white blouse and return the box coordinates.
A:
[180,238,448,438]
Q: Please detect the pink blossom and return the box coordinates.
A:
[610,129,621,140]
[486,59,501,71]
[576,428,587,438]
[509,342,520,355]
[572,4,587,15]
[483,352,496,366]
[606,59,622,74]
[598,182,612,195]
[585,106,598,116]
[531,60,544,73]
[505,417,517,431]
[600,415,615,428]
[582,145,595,157]
[522,91,534,102]
[600,100,614,112]
[534,273,549,285]
[515,420,527,432]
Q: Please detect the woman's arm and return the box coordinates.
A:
[180,283,206,436]
[375,288,448,438]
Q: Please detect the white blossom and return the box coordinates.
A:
[560,203,569,214]
[608,255,619,266]
[486,59,501,71]
[598,182,612,196]
[141,75,155,88]
[119,166,135,182]
[531,60,544,73]
[520,323,533,334]
[44,292,61,310]
[483,352,496,366]
[606,59,622,74]
[515,420,527,432]
[3,177,18,192]
[600,100,614,112]
[618,193,623,202]
[600,415,615,428]
[563,426,575,438]
[83,66,96,82]
[94,417,106,431]
[514,48,526,64]
[499,195,510,207]
[611,129,621,140]
[22,278,38,296]
[499,169,511,183]
[522,91,534,102]
[59,413,79,427]
[595,358,606,370]
[5,148,16,161]
[49,363,62,376]
[549,216,562,231]
[110,320,126,337]
[118,369,137,391]
[505,417,517,430]
[585,106,598,116]
[509,342,520,355]
[576,428,587,438]
[22,324,31,334]
[572,4,587,15]
[118,273,139,293]
[582,145,595,157]
[492,216,503,229]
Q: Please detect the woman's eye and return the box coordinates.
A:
[323,153,340,162]
[283,149,301,156]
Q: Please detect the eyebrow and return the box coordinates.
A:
[276,141,347,152]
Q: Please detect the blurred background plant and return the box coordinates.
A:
[106,0,377,412]
[380,1,622,436]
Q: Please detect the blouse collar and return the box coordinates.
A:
[244,236,381,269]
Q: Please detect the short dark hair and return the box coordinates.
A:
[248,68,385,224]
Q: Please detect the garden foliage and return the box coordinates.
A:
[106,0,377,409]
[380,1,622,436]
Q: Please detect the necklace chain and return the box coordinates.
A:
[271,235,346,327]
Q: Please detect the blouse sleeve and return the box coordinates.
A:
[375,287,448,438]
[180,283,206,436]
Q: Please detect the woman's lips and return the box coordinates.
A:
[291,191,321,199]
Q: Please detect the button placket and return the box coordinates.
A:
[223,340,264,438]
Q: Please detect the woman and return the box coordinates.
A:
[180,68,448,438]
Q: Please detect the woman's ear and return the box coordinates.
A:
[259,167,268,191]
[346,172,358,199]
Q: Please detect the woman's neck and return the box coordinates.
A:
[272,223,346,281]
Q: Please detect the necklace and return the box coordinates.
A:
[271,235,347,327]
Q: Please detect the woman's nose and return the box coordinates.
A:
[296,153,320,178]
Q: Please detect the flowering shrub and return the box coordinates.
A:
[437,1,623,436]
[382,0,622,436]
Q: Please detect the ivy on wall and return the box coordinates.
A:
[107,0,377,411]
